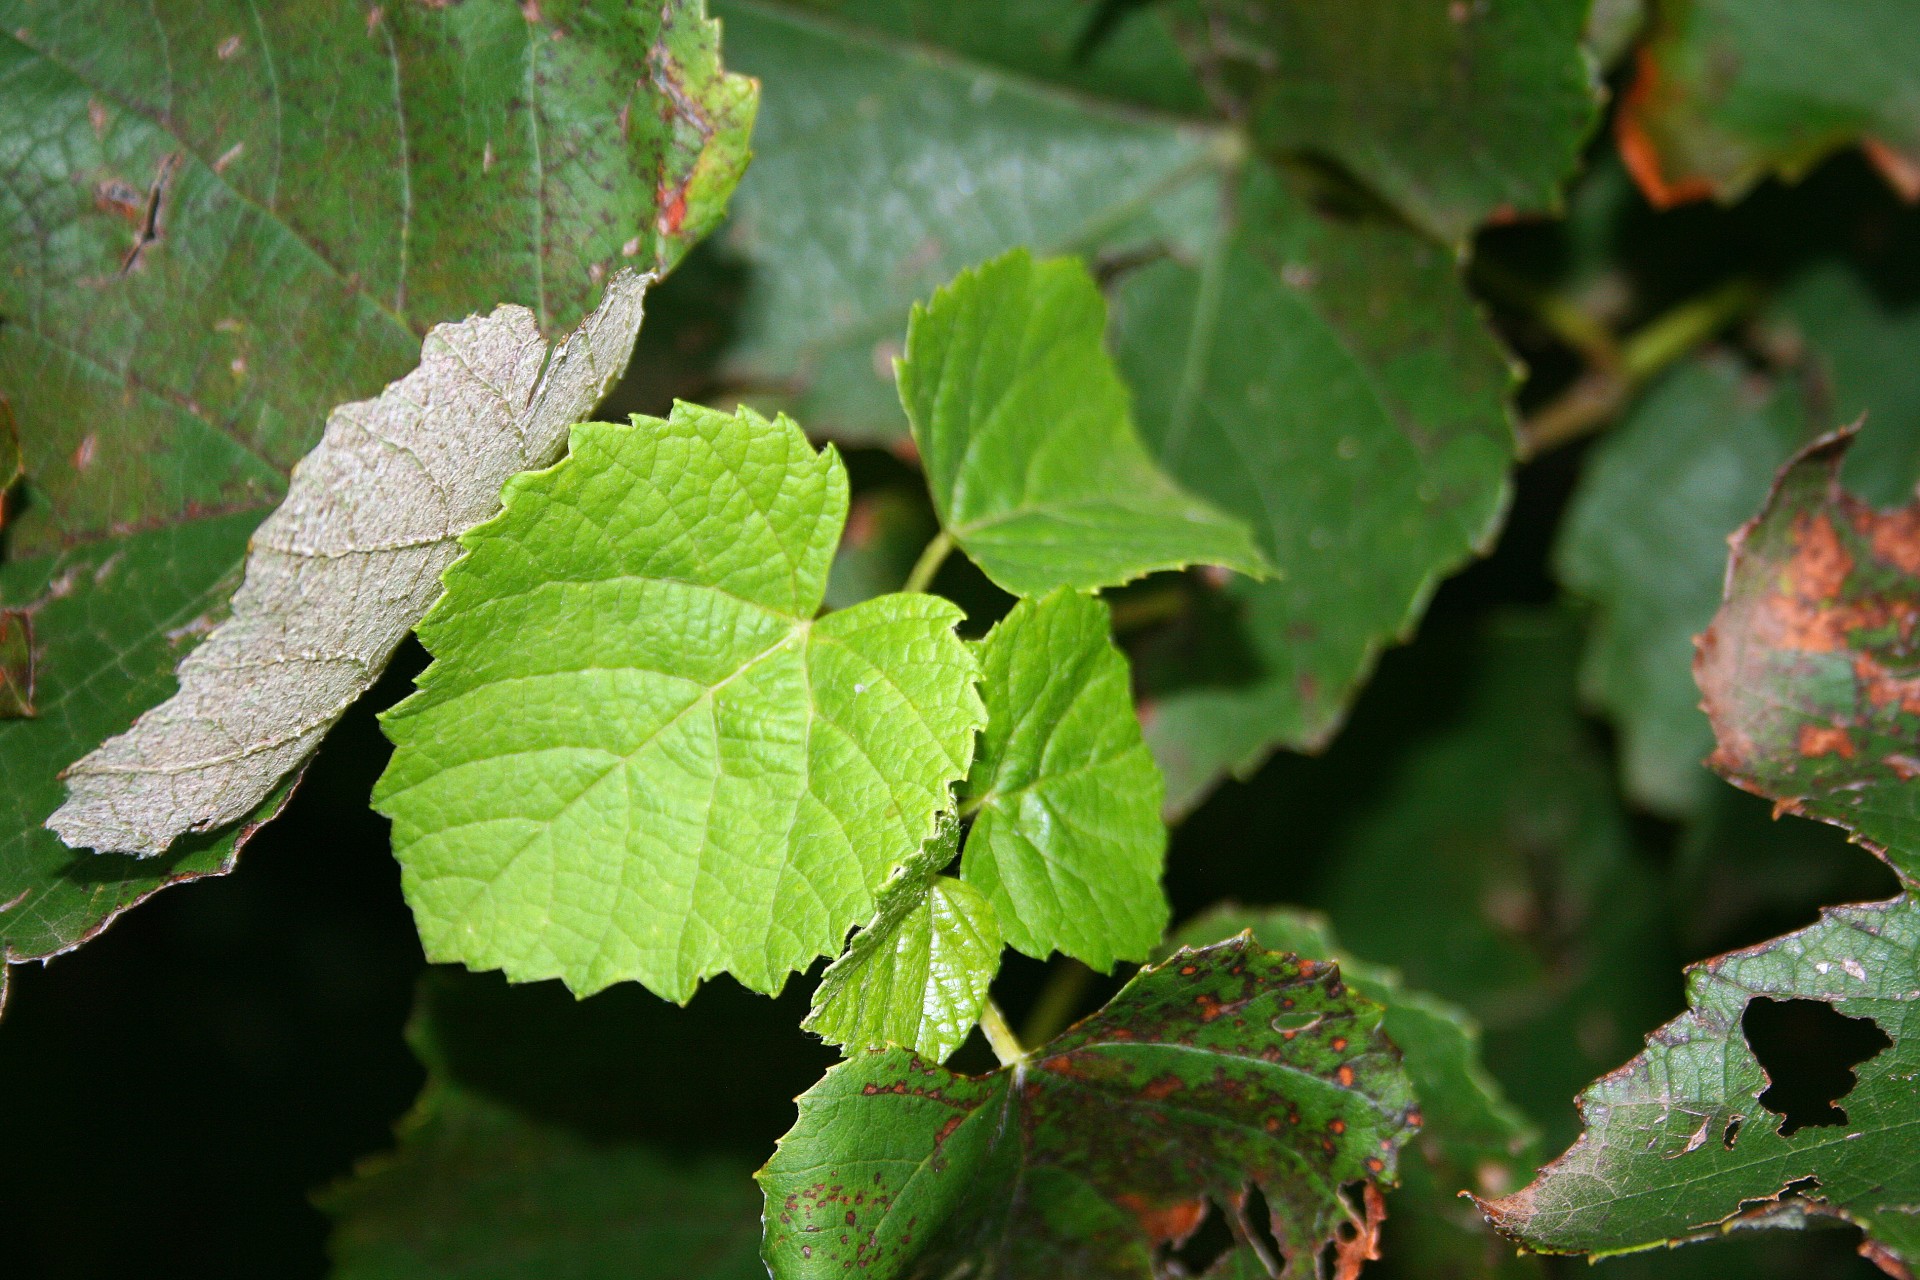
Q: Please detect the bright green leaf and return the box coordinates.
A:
[804,816,1002,1062]
[1617,0,1920,206]
[899,251,1269,596]
[1200,0,1600,244]
[1555,356,1811,818]
[375,404,985,1002]
[959,588,1168,969]
[1480,894,1920,1271]
[760,936,1416,1280]
[1697,428,1920,886]
[0,0,752,984]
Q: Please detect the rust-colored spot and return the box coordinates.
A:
[1039,1054,1075,1076]
[1112,1193,1206,1245]
[933,1114,965,1146]
[1336,1065,1356,1087]
[1322,1138,1337,1153]
[656,182,689,237]
[1264,1116,1281,1132]
[1140,1073,1184,1101]
[1856,502,1920,577]
[1330,1036,1348,1052]
[1853,653,1920,716]
[1797,723,1856,759]
[1330,1186,1389,1280]
[1365,1156,1386,1175]
[1614,47,1716,209]
[1179,964,1198,975]
[1297,959,1319,977]
[1329,1118,1346,1135]
[1193,994,1225,1022]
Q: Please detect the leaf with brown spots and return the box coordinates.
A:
[1696,426,1920,885]
[759,936,1417,1280]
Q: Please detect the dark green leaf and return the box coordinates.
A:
[960,588,1169,969]
[0,0,751,983]
[761,937,1415,1280]
[1480,895,1920,1272]
[1555,356,1812,818]
[900,251,1269,596]
[1198,0,1600,244]
[375,404,984,1001]
[1696,428,1920,886]
[1616,0,1920,207]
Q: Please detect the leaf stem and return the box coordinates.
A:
[1020,958,1094,1047]
[902,530,954,595]
[978,998,1026,1067]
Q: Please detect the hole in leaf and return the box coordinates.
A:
[1723,1114,1743,1149]
[1160,1197,1237,1277]
[1742,998,1891,1136]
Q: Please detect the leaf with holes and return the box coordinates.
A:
[374,403,984,1002]
[760,935,1417,1280]
[1478,894,1920,1273]
[1555,356,1812,818]
[959,587,1168,970]
[804,817,1002,1063]
[1197,0,1601,245]
[899,251,1269,596]
[1615,0,1920,207]
[706,2,1517,812]
[1696,427,1920,885]
[0,0,752,985]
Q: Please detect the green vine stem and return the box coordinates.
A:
[902,529,954,595]
[978,998,1027,1067]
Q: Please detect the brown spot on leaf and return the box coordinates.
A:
[1330,1185,1388,1280]
[1614,48,1717,208]
[1797,724,1856,759]
[1111,1193,1206,1245]
[1140,1074,1183,1101]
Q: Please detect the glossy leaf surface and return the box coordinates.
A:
[375,405,984,1001]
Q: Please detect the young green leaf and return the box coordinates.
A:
[760,936,1417,1280]
[1555,356,1812,818]
[375,404,985,1002]
[959,588,1169,970]
[1479,894,1920,1272]
[1198,0,1600,244]
[1696,428,1920,885]
[0,0,752,991]
[804,817,1002,1062]
[1616,0,1920,207]
[898,251,1270,596]
[49,273,649,856]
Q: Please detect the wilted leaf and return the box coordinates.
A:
[707,3,1518,811]
[804,817,1002,1063]
[1616,0,1920,206]
[1556,356,1811,818]
[375,404,984,1002]
[959,587,1168,969]
[49,274,649,856]
[1696,427,1920,885]
[899,251,1269,596]
[760,936,1417,1280]
[1479,894,1920,1273]
[1197,0,1601,244]
[0,0,752,984]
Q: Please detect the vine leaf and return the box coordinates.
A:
[0,0,752,989]
[50,273,649,856]
[1696,427,1920,886]
[898,251,1270,596]
[759,936,1418,1280]
[804,816,1002,1063]
[374,404,985,1002]
[1195,0,1600,245]
[960,588,1169,970]
[707,3,1517,813]
[1555,356,1812,818]
[1615,0,1920,207]
[1478,895,1920,1275]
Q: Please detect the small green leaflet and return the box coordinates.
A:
[804,817,1001,1063]
[375,404,985,1002]
[1696,428,1920,885]
[1479,895,1920,1272]
[898,251,1271,596]
[760,936,1417,1280]
[1617,0,1920,206]
[1199,0,1600,245]
[960,588,1169,970]
[1555,356,1811,818]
